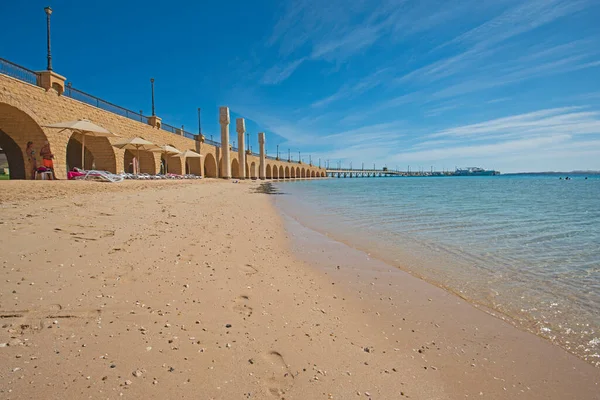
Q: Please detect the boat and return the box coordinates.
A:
[454,167,500,176]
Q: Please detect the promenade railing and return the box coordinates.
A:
[0,58,38,85]
[64,84,150,124]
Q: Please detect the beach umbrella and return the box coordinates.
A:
[176,149,202,174]
[45,119,117,169]
[112,137,158,174]
[151,145,180,174]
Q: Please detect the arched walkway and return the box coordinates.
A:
[250,162,257,179]
[204,153,217,177]
[231,158,240,178]
[0,102,49,179]
[246,163,250,179]
[296,167,300,177]
[279,166,284,179]
[301,168,306,178]
[273,165,278,179]
[290,166,296,178]
[67,133,117,173]
[285,166,290,178]
[124,149,156,174]
[266,164,272,179]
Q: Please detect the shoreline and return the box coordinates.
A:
[0,180,598,399]
[272,179,600,369]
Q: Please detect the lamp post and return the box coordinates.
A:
[150,78,156,116]
[44,6,53,71]
[298,151,301,163]
[309,155,312,165]
[197,108,202,134]
[277,144,279,159]
[288,149,290,162]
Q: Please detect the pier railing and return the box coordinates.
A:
[64,83,150,124]
[0,58,38,85]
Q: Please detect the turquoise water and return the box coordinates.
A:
[274,175,600,366]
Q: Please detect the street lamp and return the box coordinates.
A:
[277,144,279,159]
[150,78,156,116]
[197,108,202,134]
[288,149,291,162]
[298,151,301,163]
[44,6,53,71]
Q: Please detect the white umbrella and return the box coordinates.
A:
[112,137,158,174]
[151,145,180,175]
[176,149,202,175]
[45,119,117,169]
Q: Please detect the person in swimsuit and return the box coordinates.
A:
[39,140,55,179]
[25,141,37,179]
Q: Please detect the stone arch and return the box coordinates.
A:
[159,153,182,175]
[301,168,306,178]
[290,166,296,178]
[296,166,300,177]
[204,153,217,177]
[124,149,156,174]
[0,102,49,179]
[251,162,257,179]
[311,170,315,178]
[231,158,240,178]
[279,166,284,179]
[66,133,117,173]
[266,164,272,179]
[185,150,202,175]
[285,166,290,178]
[273,165,279,179]
[245,162,250,179]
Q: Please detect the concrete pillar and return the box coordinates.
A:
[258,132,266,180]
[219,106,231,179]
[236,118,246,179]
[37,70,66,95]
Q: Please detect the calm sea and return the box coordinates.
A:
[274,174,600,366]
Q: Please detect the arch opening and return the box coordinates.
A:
[285,166,290,178]
[124,149,156,174]
[251,162,257,179]
[273,165,278,179]
[296,167,300,178]
[291,166,296,178]
[231,158,240,178]
[279,166,284,179]
[185,151,202,175]
[266,164,272,179]
[204,153,217,177]
[0,102,49,179]
[245,163,250,179]
[301,168,306,178]
[67,134,116,174]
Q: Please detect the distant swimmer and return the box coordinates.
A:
[585,177,588,180]
[559,177,563,180]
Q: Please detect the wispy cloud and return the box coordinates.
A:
[261,58,306,85]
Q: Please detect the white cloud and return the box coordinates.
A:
[261,58,306,85]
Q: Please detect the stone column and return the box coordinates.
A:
[258,132,266,180]
[236,118,246,179]
[219,107,231,179]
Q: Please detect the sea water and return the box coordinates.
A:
[274,175,600,366]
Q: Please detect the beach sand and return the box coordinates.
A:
[0,180,598,399]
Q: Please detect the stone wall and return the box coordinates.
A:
[0,73,326,180]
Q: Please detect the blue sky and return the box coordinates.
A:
[2,0,600,172]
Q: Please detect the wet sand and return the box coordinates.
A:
[0,180,598,399]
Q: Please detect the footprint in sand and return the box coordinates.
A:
[233,295,253,318]
[240,264,258,276]
[260,350,294,398]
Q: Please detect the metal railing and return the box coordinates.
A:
[204,137,220,147]
[183,131,196,140]
[64,84,150,124]
[0,58,38,85]
[266,155,279,161]
[161,122,178,134]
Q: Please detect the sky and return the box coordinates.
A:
[2,0,600,172]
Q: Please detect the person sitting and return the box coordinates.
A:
[39,140,55,179]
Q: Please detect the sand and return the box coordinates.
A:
[0,179,598,399]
